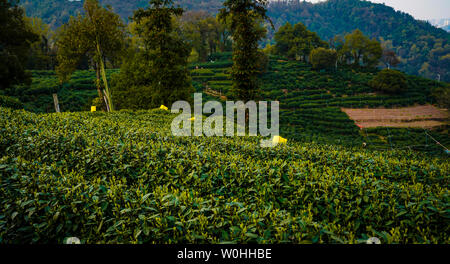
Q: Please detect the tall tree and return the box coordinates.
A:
[111,0,193,110]
[274,22,328,61]
[25,17,56,70]
[340,29,382,68]
[0,0,38,92]
[216,14,233,53]
[218,0,272,102]
[381,49,400,69]
[310,47,337,70]
[179,11,221,62]
[55,0,126,111]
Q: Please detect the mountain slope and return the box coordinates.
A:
[267,0,450,82]
[20,0,222,28]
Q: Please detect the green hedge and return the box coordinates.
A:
[0,95,23,110]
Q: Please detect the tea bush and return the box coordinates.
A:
[9,70,117,113]
[0,108,448,244]
[0,96,23,110]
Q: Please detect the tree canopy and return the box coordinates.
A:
[338,29,382,68]
[310,47,337,71]
[111,0,193,110]
[0,0,38,92]
[369,69,408,94]
[219,0,272,102]
[55,0,127,111]
[274,22,328,61]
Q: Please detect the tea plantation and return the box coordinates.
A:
[8,70,119,113]
[191,53,449,153]
[3,52,448,153]
[0,107,448,243]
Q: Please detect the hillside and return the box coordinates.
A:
[20,0,222,28]
[191,53,450,153]
[7,52,448,154]
[20,0,450,81]
[267,0,450,82]
[0,107,448,243]
[10,69,118,113]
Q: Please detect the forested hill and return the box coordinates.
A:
[267,0,450,82]
[20,0,223,28]
[21,0,450,81]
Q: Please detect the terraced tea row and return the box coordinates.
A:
[0,107,448,243]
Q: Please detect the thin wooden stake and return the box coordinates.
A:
[52,93,60,113]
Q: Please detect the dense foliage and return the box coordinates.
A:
[0,95,23,110]
[268,0,450,81]
[0,107,448,244]
[274,22,328,61]
[219,0,271,102]
[20,0,450,81]
[369,69,408,94]
[21,0,149,28]
[335,29,382,68]
[179,11,232,62]
[25,17,57,71]
[55,0,127,111]
[432,85,450,109]
[111,0,193,110]
[309,48,337,70]
[7,70,117,113]
[0,0,38,92]
[20,0,223,28]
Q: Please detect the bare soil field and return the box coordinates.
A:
[342,105,449,128]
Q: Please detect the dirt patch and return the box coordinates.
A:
[342,105,449,128]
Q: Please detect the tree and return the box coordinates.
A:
[432,84,450,109]
[381,49,400,69]
[55,0,126,111]
[364,38,383,68]
[111,0,193,110]
[0,0,38,92]
[25,17,56,70]
[218,0,272,102]
[369,69,408,94]
[274,22,328,61]
[216,14,233,53]
[310,47,337,70]
[339,29,382,68]
[179,11,221,62]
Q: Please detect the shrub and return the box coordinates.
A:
[369,69,408,94]
[432,85,450,109]
[310,48,337,70]
[191,69,215,76]
[0,95,23,109]
[91,97,106,111]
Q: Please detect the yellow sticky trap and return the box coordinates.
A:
[273,136,287,144]
[91,106,96,112]
[189,117,195,121]
[160,105,168,111]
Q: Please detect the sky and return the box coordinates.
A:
[304,0,450,20]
